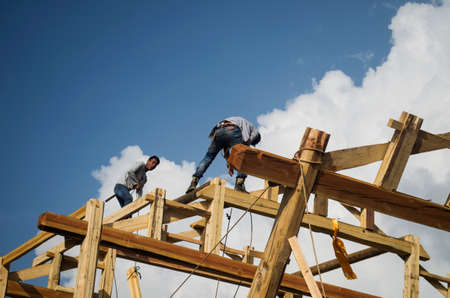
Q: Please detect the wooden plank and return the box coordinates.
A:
[403,235,420,298]
[127,266,142,298]
[0,257,8,298]
[321,129,449,172]
[3,206,86,265]
[109,215,147,232]
[32,238,78,267]
[6,280,73,298]
[288,236,322,298]
[47,252,62,289]
[293,247,386,277]
[166,232,202,246]
[98,248,116,298]
[165,199,211,218]
[204,178,225,254]
[104,193,153,224]
[38,213,380,298]
[313,193,328,217]
[315,171,450,231]
[243,245,255,264]
[248,127,329,298]
[375,112,423,191]
[147,188,166,240]
[74,199,104,298]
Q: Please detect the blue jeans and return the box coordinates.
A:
[193,126,247,180]
[114,184,132,207]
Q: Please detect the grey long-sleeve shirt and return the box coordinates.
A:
[117,162,148,196]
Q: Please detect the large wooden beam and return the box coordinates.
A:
[2,206,86,265]
[315,171,450,231]
[6,280,73,298]
[98,248,116,298]
[73,199,104,298]
[147,188,166,240]
[204,178,225,254]
[38,212,379,298]
[248,128,329,298]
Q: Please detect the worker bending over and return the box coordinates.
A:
[186,116,260,194]
[114,155,160,207]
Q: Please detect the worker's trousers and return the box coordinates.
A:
[193,126,247,180]
[114,184,133,207]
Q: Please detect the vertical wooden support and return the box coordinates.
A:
[243,245,254,264]
[362,112,423,230]
[288,236,322,298]
[204,178,225,254]
[313,193,328,217]
[98,248,117,298]
[127,266,142,298]
[147,188,166,240]
[248,127,329,298]
[0,257,9,298]
[73,199,104,298]
[47,252,63,289]
[264,180,279,201]
[403,235,420,298]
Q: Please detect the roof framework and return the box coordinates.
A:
[1,111,449,298]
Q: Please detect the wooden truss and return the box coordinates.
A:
[1,111,449,298]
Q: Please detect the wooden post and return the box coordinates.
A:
[204,178,225,254]
[73,199,104,298]
[147,188,166,240]
[403,235,420,298]
[0,257,8,298]
[288,236,322,298]
[98,248,117,298]
[47,252,62,289]
[243,245,254,264]
[248,128,329,298]
[127,266,142,298]
[264,180,279,201]
[362,112,422,230]
[313,193,328,217]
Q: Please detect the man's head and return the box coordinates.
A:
[146,155,160,171]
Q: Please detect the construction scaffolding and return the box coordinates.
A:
[1,111,449,298]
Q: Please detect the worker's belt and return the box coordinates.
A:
[217,122,236,130]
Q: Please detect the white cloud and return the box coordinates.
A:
[39,1,449,297]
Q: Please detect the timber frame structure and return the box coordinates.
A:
[1,111,449,298]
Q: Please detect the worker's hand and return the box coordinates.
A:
[135,184,141,191]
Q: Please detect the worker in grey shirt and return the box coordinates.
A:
[186,116,260,194]
[114,155,160,207]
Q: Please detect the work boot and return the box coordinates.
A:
[186,176,199,193]
[234,177,248,193]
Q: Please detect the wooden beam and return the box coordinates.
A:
[248,127,329,298]
[293,247,386,277]
[47,252,62,289]
[2,206,86,265]
[288,236,322,298]
[229,144,301,188]
[104,193,153,224]
[0,257,8,298]
[315,170,450,231]
[313,193,328,217]
[38,213,380,298]
[6,280,73,298]
[127,266,142,298]
[98,248,116,298]
[204,178,225,254]
[32,238,78,267]
[403,235,420,298]
[73,199,104,298]
[147,188,166,240]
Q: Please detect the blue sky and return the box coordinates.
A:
[1,1,448,297]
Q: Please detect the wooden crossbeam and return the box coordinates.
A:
[315,171,450,231]
[38,212,380,298]
[6,280,73,298]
